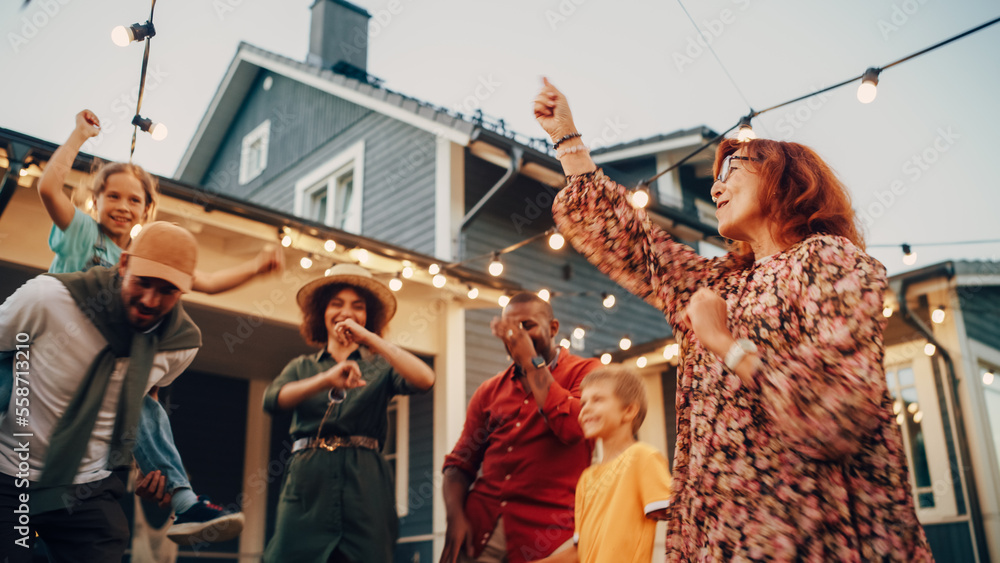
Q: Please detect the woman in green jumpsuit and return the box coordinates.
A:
[263,264,435,562]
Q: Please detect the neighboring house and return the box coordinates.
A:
[171,1,725,561]
[614,260,1000,563]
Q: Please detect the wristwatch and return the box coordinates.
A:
[530,356,547,369]
[724,339,757,371]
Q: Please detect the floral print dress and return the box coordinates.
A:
[552,170,934,562]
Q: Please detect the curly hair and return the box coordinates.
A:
[299,283,387,347]
[713,138,863,263]
[89,160,160,224]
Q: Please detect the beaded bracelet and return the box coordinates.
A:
[552,132,582,150]
[556,144,590,159]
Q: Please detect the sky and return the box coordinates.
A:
[1,0,998,275]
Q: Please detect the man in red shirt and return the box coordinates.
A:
[441,292,601,563]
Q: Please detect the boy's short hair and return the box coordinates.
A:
[581,365,648,435]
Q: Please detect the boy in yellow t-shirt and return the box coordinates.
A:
[539,365,672,563]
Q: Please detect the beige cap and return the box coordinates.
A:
[126,222,198,292]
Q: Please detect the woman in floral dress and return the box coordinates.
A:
[534,78,933,562]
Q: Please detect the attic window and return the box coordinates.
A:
[239,120,270,185]
[294,140,365,234]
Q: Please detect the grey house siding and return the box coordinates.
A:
[199,71,372,197]
[461,155,672,399]
[959,286,1000,350]
[199,72,438,254]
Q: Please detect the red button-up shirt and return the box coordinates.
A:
[443,350,600,562]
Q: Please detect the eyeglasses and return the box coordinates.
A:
[716,154,760,183]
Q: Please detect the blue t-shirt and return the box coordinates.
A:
[48,208,124,274]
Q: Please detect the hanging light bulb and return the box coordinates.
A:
[467,285,479,300]
[896,412,905,425]
[389,274,403,292]
[663,345,675,360]
[906,402,919,414]
[281,235,292,248]
[619,335,632,351]
[538,288,550,302]
[736,115,756,142]
[984,371,995,386]
[300,256,313,269]
[324,268,332,276]
[130,224,143,239]
[350,248,370,263]
[924,343,936,356]
[85,198,94,211]
[559,337,571,349]
[401,261,414,279]
[602,293,616,309]
[572,326,586,340]
[600,353,612,365]
[882,305,894,318]
[857,67,881,104]
[488,252,504,277]
[548,231,565,250]
[432,274,447,288]
[913,411,924,424]
[631,188,650,209]
[111,21,155,47]
[427,263,441,275]
[498,294,510,308]
[636,356,648,368]
[324,239,337,252]
[902,244,917,266]
[132,115,168,141]
[931,306,945,324]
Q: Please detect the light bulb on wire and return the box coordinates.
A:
[548,231,565,250]
[619,335,632,351]
[602,293,616,309]
[631,188,650,209]
[389,274,403,292]
[902,244,917,266]
[857,67,881,104]
[432,274,447,288]
[428,263,441,275]
[488,252,504,277]
[111,21,155,47]
[401,262,414,279]
[467,285,479,300]
[132,115,168,141]
[600,353,612,365]
[498,294,510,308]
[538,288,550,302]
[931,307,945,324]
[300,256,313,269]
[736,115,756,142]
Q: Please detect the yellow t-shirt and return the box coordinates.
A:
[574,442,672,563]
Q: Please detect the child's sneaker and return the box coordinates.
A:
[167,496,245,545]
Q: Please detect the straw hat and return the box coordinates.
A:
[296,263,397,335]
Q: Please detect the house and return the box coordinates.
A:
[169,0,724,560]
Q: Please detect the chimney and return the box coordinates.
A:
[307,0,371,72]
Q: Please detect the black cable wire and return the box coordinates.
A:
[675,0,755,111]
[870,238,1000,249]
[129,0,158,162]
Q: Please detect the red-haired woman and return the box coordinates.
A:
[534,78,934,562]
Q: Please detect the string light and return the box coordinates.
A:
[924,343,936,356]
[428,263,441,275]
[498,294,510,307]
[324,239,337,252]
[389,274,403,292]
[600,353,612,365]
[488,252,504,277]
[901,244,917,266]
[281,235,292,247]
[432,273,447,288]
[602,293,616,309]
[736,114,756,142]
[912,411,924,424]
[619,335,632,351]
[467,285,479,300]
[350,248,370,264]
[985,371,995,386]
[857,67,881,104]
[882,305,894,318]
[401,262,414,278]
[560,337,571,349]
[131,115,168,141]
[548,232,565,250]
[300,256,313,269]
[572,326,586,340]
[130,224,143,238]
[931,306,946,324]
[907,402,919,414]
[630,188,650,209]
[111,21,155,47]
[537,288,550,302]
[636,356,647,368]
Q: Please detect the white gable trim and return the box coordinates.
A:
[593,133,707,164]
[241,50,472,145]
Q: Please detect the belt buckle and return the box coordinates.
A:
[319,438,341,452]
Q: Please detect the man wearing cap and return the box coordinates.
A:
[262,263,435,562]
[441,292,601,563]
[0,222,203,562]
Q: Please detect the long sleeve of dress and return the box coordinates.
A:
[751,235,889,460]
[552,169,732,326]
